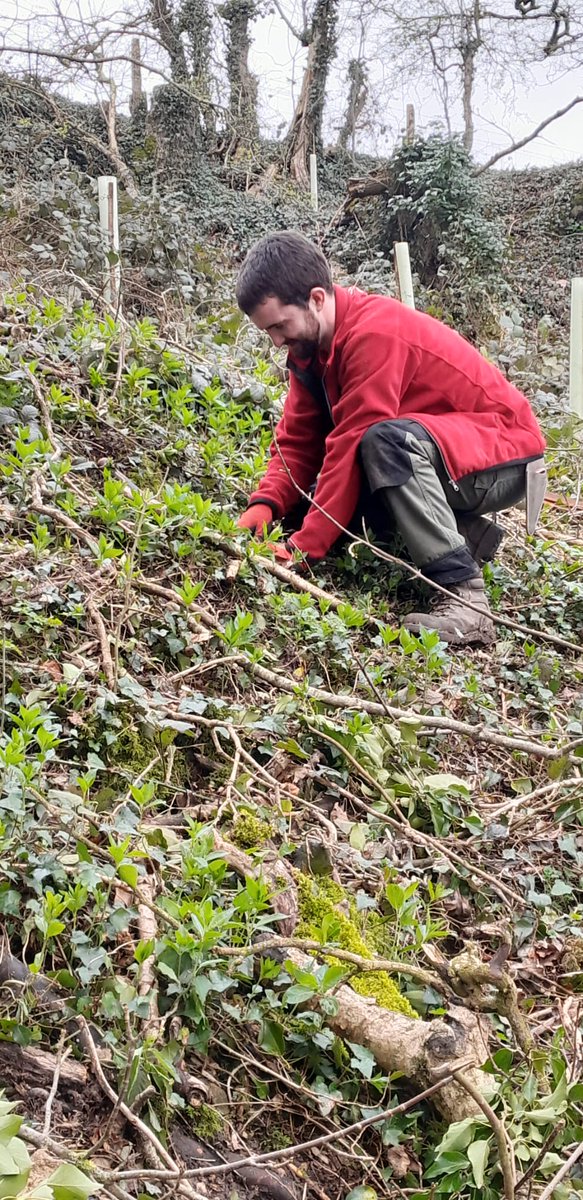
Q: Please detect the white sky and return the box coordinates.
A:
[1,0,582,169]
[250,10,583,168]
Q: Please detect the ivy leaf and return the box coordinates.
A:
[467,1138,491,1188]
[258,1019,285,1056]
[346,1042,376,1079]
[45,1161,99,1198]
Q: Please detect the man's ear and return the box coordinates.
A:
[309,287,327,311]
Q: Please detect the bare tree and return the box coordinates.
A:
[355,0,582,157]
[273,0,338,185]
[337,57,368,152]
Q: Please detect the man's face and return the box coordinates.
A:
[249,295,322,360]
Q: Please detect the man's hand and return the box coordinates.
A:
[237,503,273,537]
[265,542,308,572]
[265,542,294,564]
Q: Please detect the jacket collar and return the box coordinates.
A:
[322,285,353,369]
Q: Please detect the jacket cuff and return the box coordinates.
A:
[247,497,280,518]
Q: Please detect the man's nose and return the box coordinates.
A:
[269,331,285,348]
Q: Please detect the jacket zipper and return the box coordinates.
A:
[321,371,334,426]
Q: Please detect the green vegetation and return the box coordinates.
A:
[0,107,582,1200]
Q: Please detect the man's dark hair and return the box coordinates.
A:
[236,231,333,315]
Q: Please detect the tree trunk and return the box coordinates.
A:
[337,58,368,152]
[179,0,216,143]
[460,0,482,153]
[220,0,260,151]
[149,0,190,83]
[286,0,338,186]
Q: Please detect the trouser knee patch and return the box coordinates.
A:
[359,423,415,490]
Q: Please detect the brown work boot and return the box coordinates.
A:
[403,575,496,646]
[456,515,504,566]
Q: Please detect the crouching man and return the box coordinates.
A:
[235,231,546,646]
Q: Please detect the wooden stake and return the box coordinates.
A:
[97,175,121,313]
[309,153,318,211]
[570,277,583,417]
[406,103,415,144]
[394,242,415,309]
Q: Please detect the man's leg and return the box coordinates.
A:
[359,420,504,645]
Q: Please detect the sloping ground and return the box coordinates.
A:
[484,162,583,327]
[0,283,582,1200]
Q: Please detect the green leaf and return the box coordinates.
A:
[346,1042,376,1080]
[284,983,316,1005]
[276,738,309,760]
[118,863,138,889]
[435,1118,483,1155]
[421,773,470,795]
[0,1115,24,1142]
[467,1138,491,1188]
[491,1048,513,1072]
[345,1188,378,1200]
[258,1020,285,1056]
[550,880,572,897]
[47,1161,99,1198]
[424,1151,470,1179]
[349,823,368,851]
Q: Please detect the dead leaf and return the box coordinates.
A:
[40,659,62,681]
[386,1144,419,1179]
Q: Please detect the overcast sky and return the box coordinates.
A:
[250,9,583,169]
[2,0,582,169]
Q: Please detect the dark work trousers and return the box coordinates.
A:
[286,419,531,586]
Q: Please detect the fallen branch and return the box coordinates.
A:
[213,832,491,1123]
[217,934,449,992]
[21,1124,136,1200]
[101,1079,455,1184]
[452,1068,516,1200]
[42,1042,71,1139]
[86,597,116,691]
[136,876,160,1035]
[25,367,58,453]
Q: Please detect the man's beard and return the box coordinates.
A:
[286,312,320,361]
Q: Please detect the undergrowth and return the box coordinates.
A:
[0,281,582,1200]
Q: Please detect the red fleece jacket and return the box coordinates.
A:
[249,285,546,561]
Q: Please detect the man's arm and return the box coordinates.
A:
[289,328,420,560]
[241,372,330,524]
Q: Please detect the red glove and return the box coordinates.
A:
[265,542,294,564]
[266,542,307,572]
[237,503,273,537]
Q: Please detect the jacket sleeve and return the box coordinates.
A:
[248,372,329,517]
[290,328,420,560]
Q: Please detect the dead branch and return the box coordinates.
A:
[213,832,491,1122]
[86,598,116,691]
[136,876,160,1035]
[453,1068,516,1200]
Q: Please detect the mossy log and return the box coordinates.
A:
[213,833,491,1123]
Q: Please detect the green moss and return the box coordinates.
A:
[107,722,156,773]
[231,811,274,848]
[296,873,418,1019]
[105,719,190,791]
[189,1102,224,1140]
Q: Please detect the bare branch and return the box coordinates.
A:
[474,93,583,173]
